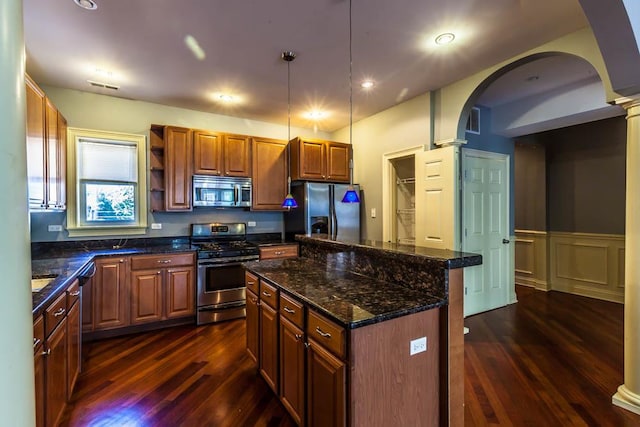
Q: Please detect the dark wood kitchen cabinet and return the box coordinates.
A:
[289,137,350,183]
[66,279,81,400]
[149,125,193,212]
[259,244,299,260]
[193,131,251,177]
[251,137,288,210]
[279,294,305,425]
[33,315,45,427]
[259,280,279,394]
[26,74,67,210]
[92,256,130,331]
[130,253,195,325]
[245,272,259,363]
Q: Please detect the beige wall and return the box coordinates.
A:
[332,93,431,240]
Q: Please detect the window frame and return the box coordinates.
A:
[66,127,147,237]
[465,106,481,135]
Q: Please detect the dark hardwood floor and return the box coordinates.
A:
[61,286,640,426]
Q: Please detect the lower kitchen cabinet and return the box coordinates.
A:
[259,291,279,394]
[245,272,259,363]
[307,338,346,427]
[92,256,130,331]
[280,317,305,425]
[46,316,67,427]
[165,266,195,318]
[66,280,81,400]
[33,315,45,427]
[130,270,163,324]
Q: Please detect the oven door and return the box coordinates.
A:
[197,261,246,307]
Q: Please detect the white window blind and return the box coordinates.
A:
[78,139,137,182]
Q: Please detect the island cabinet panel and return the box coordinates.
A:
[223,134,251,177]
[46,316,67,427]
[165,126,193,211]
[259,294,279,394]
[92,256,130,331]
[130,270,163,324]
[307,338,346,427]
[251,137,288,210]
[289,137,351,183]
[193,130,223,175]
[279,316,305,426]
[349,308,440,427]
[165,266,195,318]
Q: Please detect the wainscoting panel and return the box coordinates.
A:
[549,232,625,303]
[514,230,548,291]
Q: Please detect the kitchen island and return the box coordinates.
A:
[244,234,481,427]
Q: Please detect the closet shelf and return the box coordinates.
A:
[396,208,415,215]
[397,177,416,185]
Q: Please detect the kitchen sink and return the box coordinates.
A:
[31,274,57,292]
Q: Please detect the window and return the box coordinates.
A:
[465,107,480,134]
[67,128,147,237]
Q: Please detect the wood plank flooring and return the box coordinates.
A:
[60,286,640,426]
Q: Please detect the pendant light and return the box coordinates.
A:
[281,51,298,209]
[341,0,360,204]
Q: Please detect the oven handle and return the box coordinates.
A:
[197,260,250,267]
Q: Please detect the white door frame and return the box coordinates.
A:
[382,145,423,243]
[461,148,514,316]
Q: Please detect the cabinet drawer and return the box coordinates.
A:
[45,292,67,337]
[259,244,299,260]
[246,271,259,295]
[307,310,345,359]
[33,315,44,353]
[66,279,80,310]
[131,253,194,270]
[279,293,304,329]
[259,280,279,310]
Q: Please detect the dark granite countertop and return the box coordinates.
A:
[244,258,446,329]
[31,239,196,317]
[296,234,482,269]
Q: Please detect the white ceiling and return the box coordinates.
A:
[23,0,590,133]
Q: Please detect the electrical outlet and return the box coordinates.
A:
[48,225,63,232]
[247,221,257,227]
[410,337,427,355]
[151,223,162,230]
[371,208,376,218]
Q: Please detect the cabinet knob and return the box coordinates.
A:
[41,348,51,357]
[119,259,125,263]
[295,334,303,342]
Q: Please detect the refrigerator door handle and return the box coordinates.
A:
[329,185,337,239]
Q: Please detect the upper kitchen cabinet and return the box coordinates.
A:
[251,137,288,210]
[149,125,193,212]
[289,137,350,183]
[193,131,251,177]
[26,75,67,210]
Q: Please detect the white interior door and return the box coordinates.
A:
[415,145,459,250]
[462,149,510,316]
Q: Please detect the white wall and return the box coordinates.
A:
[332,93,431,240]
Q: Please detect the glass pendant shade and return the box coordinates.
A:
[341,186,360,203]
[281,193,298,208]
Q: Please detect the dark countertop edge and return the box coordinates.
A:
[295,234,482,269]
[32,244,196,318]
[244,264,447,330]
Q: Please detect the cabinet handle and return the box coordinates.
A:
[295,334,303,341]
[262,291,272,298]
[251,297,259,304]
[304,342,310,349]
[41,348,51,357]
[315,326,332,339]
[157,260,172,264]
[157,271,162,275]
[274,251,284,255]
[33,338,41,349]
[284,307,295,314]
[69,291,80,297]
[53,308,66,317]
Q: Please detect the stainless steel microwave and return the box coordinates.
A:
[193,175,252,208]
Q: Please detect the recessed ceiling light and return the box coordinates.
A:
[435,33,455,45]
[361,80,375,89]
[74,0,98,10]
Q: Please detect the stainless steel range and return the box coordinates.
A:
[191,223,259,325]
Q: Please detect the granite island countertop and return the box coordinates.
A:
[244,257,446,329]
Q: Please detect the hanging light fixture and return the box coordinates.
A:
[341,0,360,204]
[281,51,298,209]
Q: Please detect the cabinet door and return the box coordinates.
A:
[46,318,68,427]
[34,316,45,427]
[93,257,129,331]
[259,303,279,394]
[223,134,251,177]
[246,289,259,364]
[326,142,350,183]
[297,139,326,180]
[165,266,195,319]
[280,317,305,425]
[130,270,163,324]
[56,112,67,209]
[193,130,223,175]
[66,300,80,400]
[82,276,94,333]
[165,126,193,211]
[307,339,346,427]
[45,98,59,209]
[251,137,288,210]
[26,76,46,208]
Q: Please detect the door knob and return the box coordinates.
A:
[502,238,510,244]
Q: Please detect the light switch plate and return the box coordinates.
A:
[410,337,427,355]
[48,225,63,232]
[371,208,377,218]
[248,221,257,227]
[151,223,162,229]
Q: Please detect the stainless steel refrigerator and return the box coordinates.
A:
[284,182,361,241]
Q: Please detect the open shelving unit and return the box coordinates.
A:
[149,125,166,212]
[392,157,415,245]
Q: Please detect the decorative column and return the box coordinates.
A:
[613,98,640,415]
